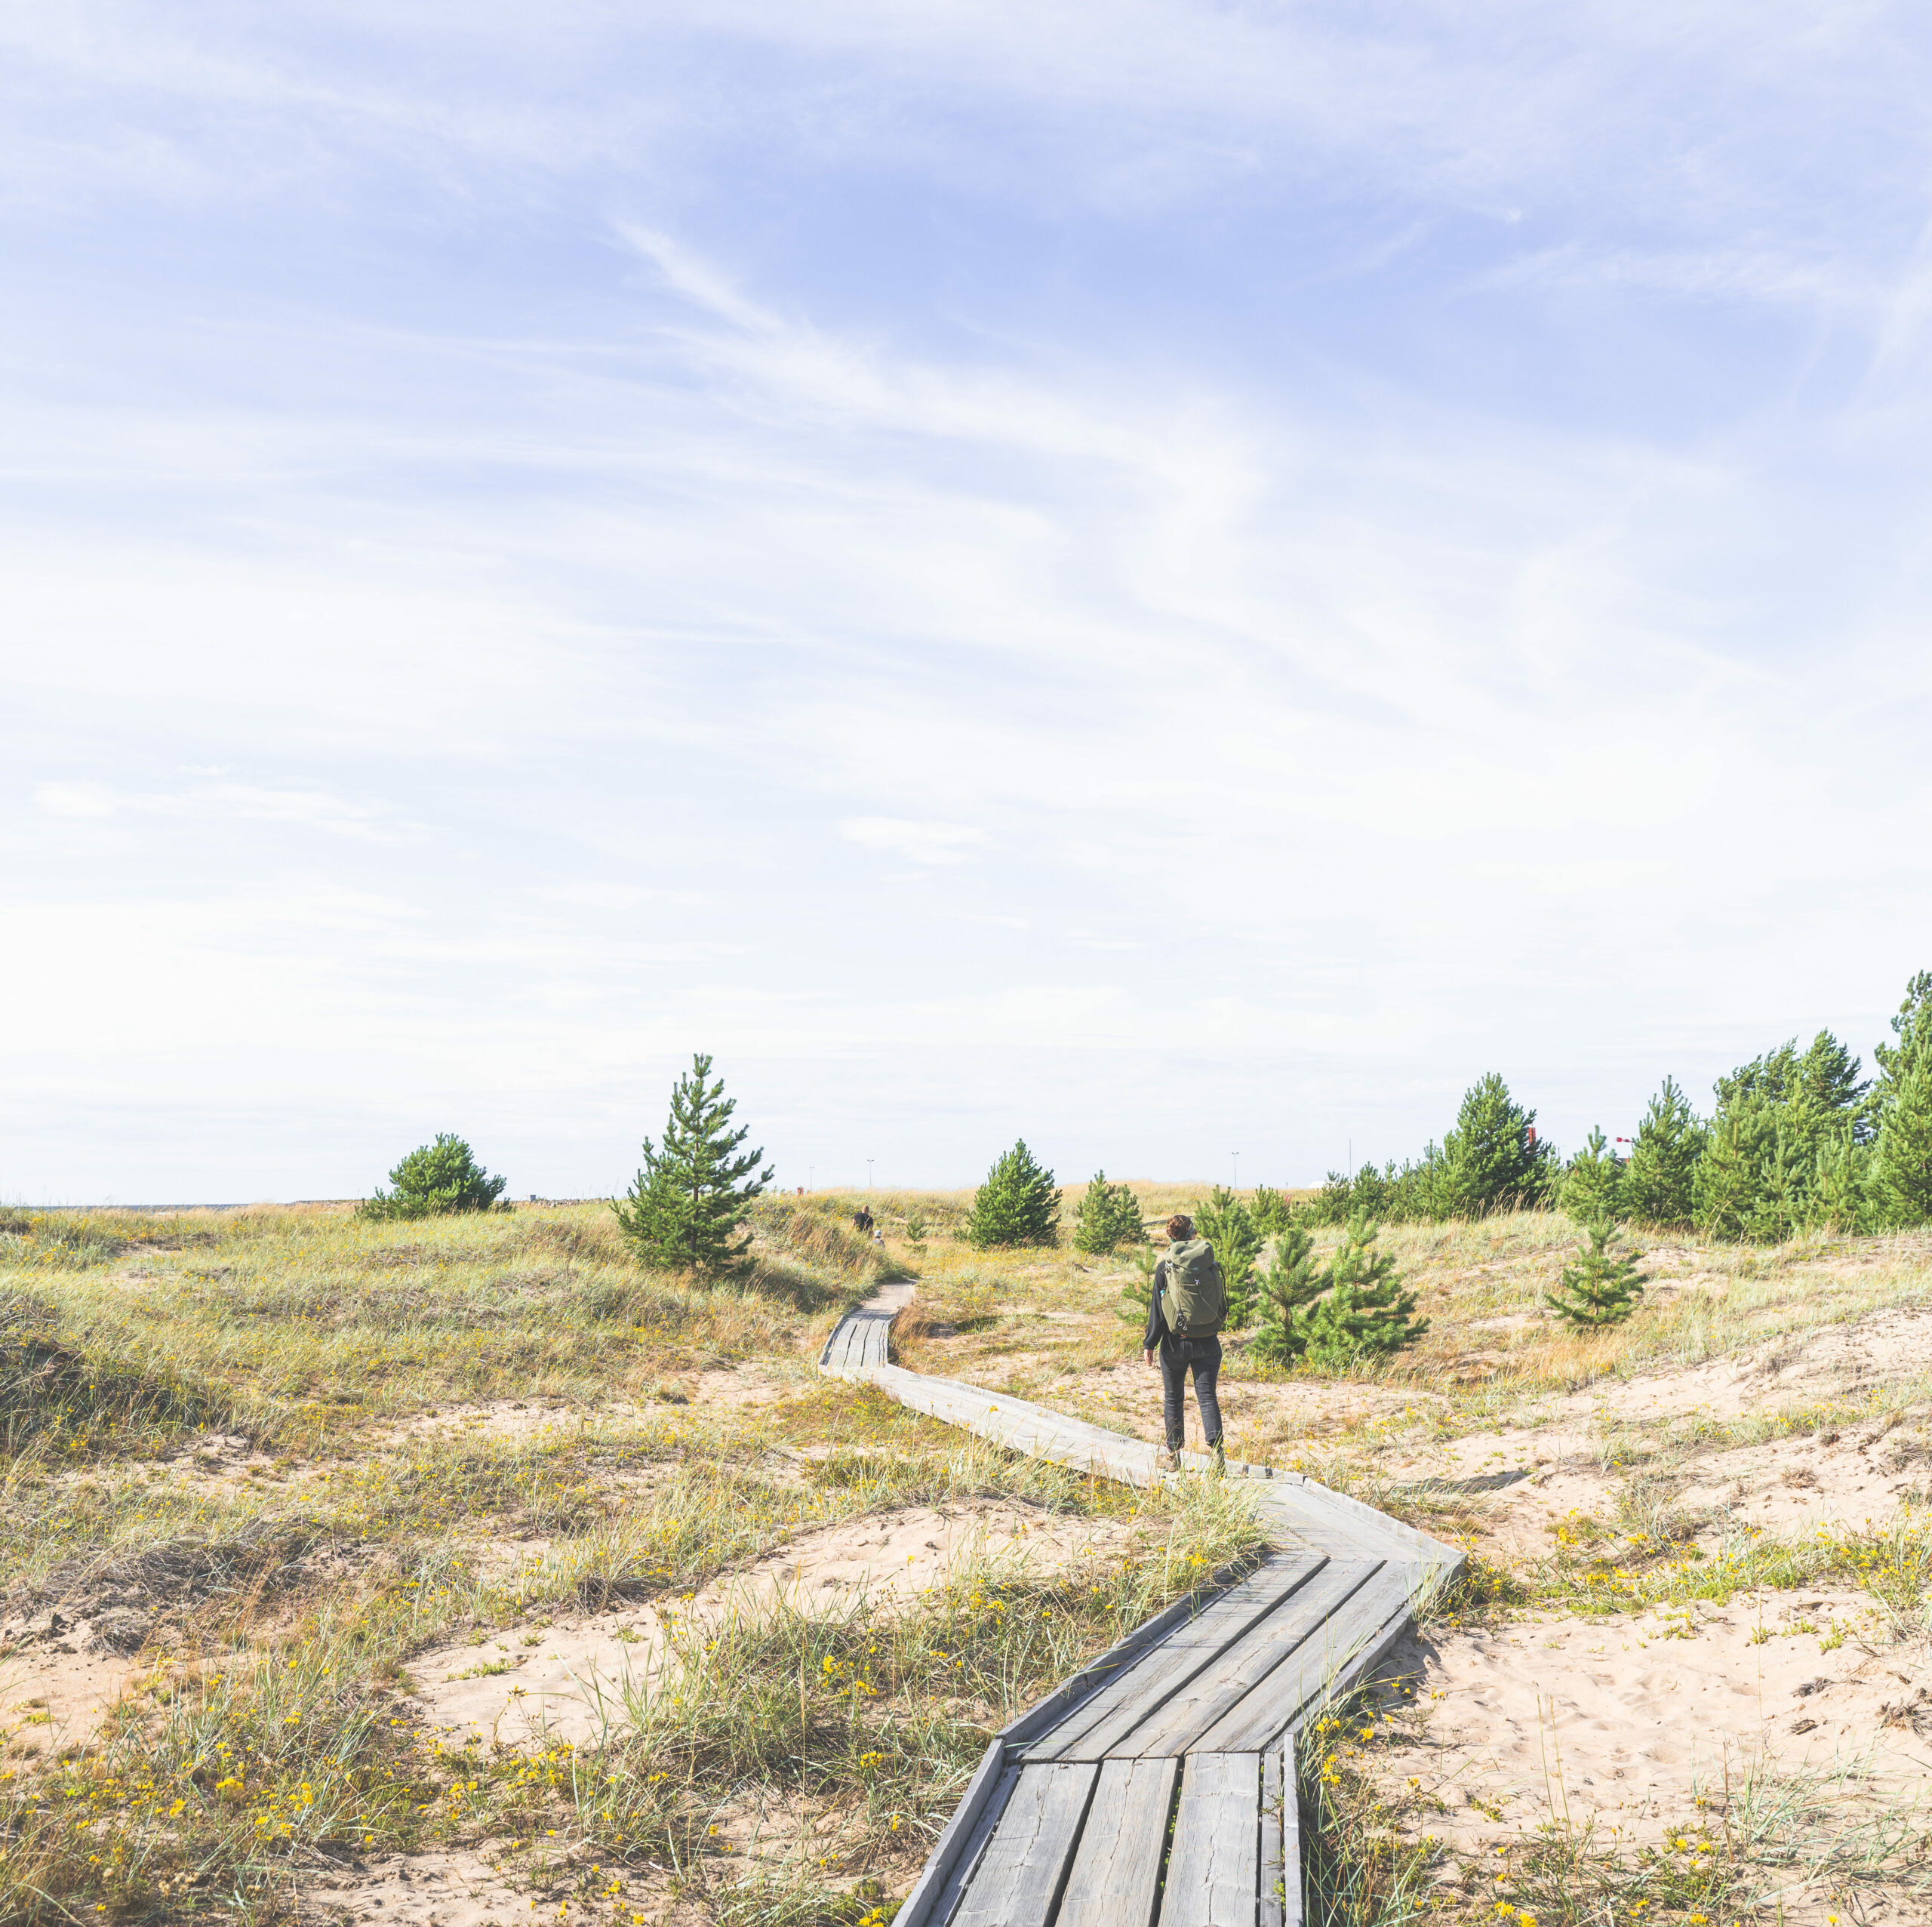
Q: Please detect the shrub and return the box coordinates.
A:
[360,1133,509,1221]
[1545,1220,1647,1328]
[612,1053,774,1274]
[1620,1076,1705,1227]
[1192,1187,1260,1328]
[1072,1172,1147,1254]
[1561,1127,1624,1224]
[967,1140,1060,1248]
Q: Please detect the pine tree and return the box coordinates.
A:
[1297,1214,1429,1369]
[1561,1128,1624,1226]
[1694,1107,1761,1242]
[1250,1187,1296,1237]
[1872,1059,1932,1229]
[361,1133,509,1221]
[1249,1221,1325,1367]
[1811,1128,1872,1233]
[1193,1186,1261,1328]
[1621,1077,1705,1227]
[1072,1172,1147,1254]
[1874,971,1932,1088]
[968,1140,1061,1248]
[611,1053,773,1274]
[1437,1075,1559,1218]
[1871,971,1932,1230]
[1545,1219,1647,1328]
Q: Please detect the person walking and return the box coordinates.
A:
[1143,1212,1226,1473]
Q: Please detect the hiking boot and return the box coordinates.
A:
[1158,1447,1181,1473]
[1209,1441,1226,1478]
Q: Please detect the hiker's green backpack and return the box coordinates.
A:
[1160,1237,1226,1336]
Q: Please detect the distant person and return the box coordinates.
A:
[1143,1213,1226,1473]
[852,1205,875,1236]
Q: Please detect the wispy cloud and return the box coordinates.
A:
[5,2,1932,1199]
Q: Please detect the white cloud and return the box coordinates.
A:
[32,781,119,817]
[841,817,991,866]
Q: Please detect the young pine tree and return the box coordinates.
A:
[1297,1214,1429,1370]
[1872,1061,1932,1230]
[968,1140,1061,1248]
[1620,1076,1705,1227]
[361,1133,509,1221]
[1249,1220,1326,1367]
[1561,1128,1625,1225]
[1810,1128,1872,1233]
[1438,1075,1559,1218]
[1872,971,1932,1230]
[612,1053,774,1274]
[1193,1186,1261,1328]
[1072,1172,1148,1254]
[1545,1220,1648,1329]
[1250,1187,1295,1236]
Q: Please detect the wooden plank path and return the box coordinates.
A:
[818,1287,1463,1926]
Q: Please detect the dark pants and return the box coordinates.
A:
[1158,1334,1223,1451]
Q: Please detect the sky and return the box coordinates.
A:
[5,2,1931,1204]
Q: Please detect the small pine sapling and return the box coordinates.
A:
[612,1052,774,1275]
[1297,1214,1429,1370]
[1073,1171,1148,1254]
[1545,1219,1648,1329]
[968,1140,1062,1248]
[361,1133,509,1221]
[1249,1220,1324,1367]
[1193,1185,1260,1328]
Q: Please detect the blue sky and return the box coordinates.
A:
[5,2,1930,1202]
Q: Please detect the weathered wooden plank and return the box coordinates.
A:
[1056,1756,1179,1927]
[1115,1561,1384,1759]
[1257,1479,1461,1574]
[1001,1556,1271,1753]
[1280,1747,1301,1927]
[1026,1557,1328,1763]
[869,1368,1173,1486]
[891,1743,1011,1927]
[1258,1745,1292,1927]
[949,1761,1099,1927]
[1158,1753,1259,1927]
[1191,1562,1417,1755]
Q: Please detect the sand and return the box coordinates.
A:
[1366,1590,1932,1921]
[408,1495,1134,1748]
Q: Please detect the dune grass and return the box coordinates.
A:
[0,1198,1264,1925]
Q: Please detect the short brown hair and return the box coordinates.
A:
[1166,1214,1193,1240]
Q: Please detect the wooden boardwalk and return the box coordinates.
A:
[817,1288,1462,1926]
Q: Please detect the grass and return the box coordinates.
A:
[0,1198,1263,1925]
[9,1187,1932,1922]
